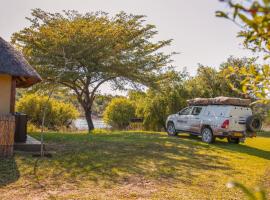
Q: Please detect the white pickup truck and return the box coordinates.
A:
[166,102,262,144]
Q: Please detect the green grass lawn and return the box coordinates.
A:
[0,130,270,200]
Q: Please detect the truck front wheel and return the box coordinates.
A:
[167,122,178,136]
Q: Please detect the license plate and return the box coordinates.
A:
[233,132,243,137]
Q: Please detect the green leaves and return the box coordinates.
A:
[238,13,257,29]
[215,11,229,18]
[218,0,270,55]
[224,63,270,104]
[12,9,174,89]
[16,94,79,129]
[218,1,270,104]
[12,9,175,130]
[103,98,135,129]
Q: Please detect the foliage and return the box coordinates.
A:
[27,122,41,132]
[141,92,168,131]
[220,56,257,71]
[224,64,270,104]
[127,64,249,131]
[12,9,175,131]
[217,0,270,57]
[217,1,270,104]
[128,72,189,131]
[92,94,116,117]
[141,85,189,131]
[186,65,241,98]
[128,90,147,118]
[220,56,258,98]
[16,94,79,129]
[227,181,267,200]
[103,98,135,129]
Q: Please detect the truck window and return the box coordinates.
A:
[191,107,202,115]
[179,107,192,115]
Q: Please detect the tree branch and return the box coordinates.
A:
[88,77,116,109]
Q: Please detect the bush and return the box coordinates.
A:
[103,98,135,129]
[16,94,79,129]
[129,86,189,131]
[27,122,41,132]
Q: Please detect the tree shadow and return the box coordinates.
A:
[257,131,270,138]
[0,157,20,187]
[213,141,270,161]
[177,133,270,161]
[40,132,234,187]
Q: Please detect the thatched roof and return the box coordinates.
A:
[0,37,41,88]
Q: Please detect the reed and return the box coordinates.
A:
[0,115,15,157]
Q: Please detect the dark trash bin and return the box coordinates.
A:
[14,113,27,143]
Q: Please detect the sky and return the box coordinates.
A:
[0,0,257,94]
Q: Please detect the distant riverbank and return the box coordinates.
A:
[74,118,111,130]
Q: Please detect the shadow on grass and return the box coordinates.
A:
[257,131,270,138]
[0,157,19,187]
[177,133,270,161]
[34,132,234,186]
[214,141,270,161]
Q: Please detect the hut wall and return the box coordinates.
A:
[0,74,12,114]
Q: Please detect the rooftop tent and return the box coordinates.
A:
[187,96,251,107]
[0,37,42,88]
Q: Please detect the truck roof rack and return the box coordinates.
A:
[187,96,251,107]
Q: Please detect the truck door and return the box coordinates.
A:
[175,107,192,131]
[188,106,203,134]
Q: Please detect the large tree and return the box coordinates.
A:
[185,64,242,98]
[12,9,175,131]
[219,56,258,99]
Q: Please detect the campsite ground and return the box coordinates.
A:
[0,130,270,200]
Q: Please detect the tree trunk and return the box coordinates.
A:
[85,110,94,132]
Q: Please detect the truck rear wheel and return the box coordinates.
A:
[201,127,215,143]
[167,122,178,136]
[246,115,262,132]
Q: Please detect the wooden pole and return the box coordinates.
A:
[40,89,54,157]
[10,77,16,114]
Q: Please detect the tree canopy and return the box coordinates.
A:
[12,9,175,131]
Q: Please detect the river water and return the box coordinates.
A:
[74,118,111,130]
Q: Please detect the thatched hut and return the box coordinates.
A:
[0,37,41,113]
[0,37,41,156]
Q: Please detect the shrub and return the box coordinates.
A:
[103,98,135,129]
[16,94,79,129]
[27,122,40,133]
